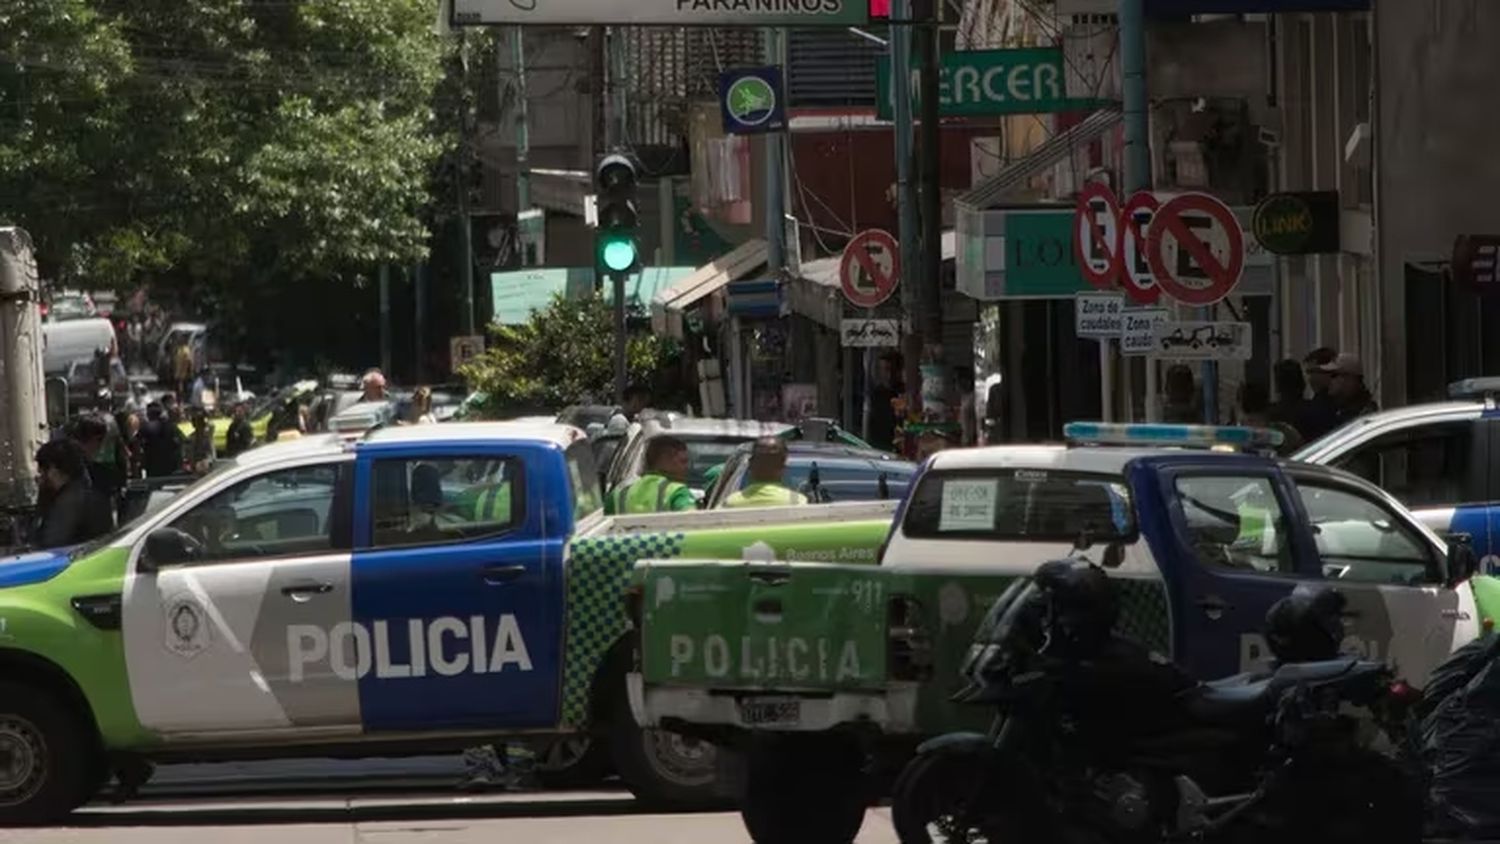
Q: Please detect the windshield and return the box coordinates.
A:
[249,384,303,419]
[680,437,760,488]
[903,468,1136,542]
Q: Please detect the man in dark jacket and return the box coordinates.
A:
[140,402,187,478]
[1322,353,1379,425]
[1298,347,1342,442]
[224,401,254,458]
[32,440,113,549]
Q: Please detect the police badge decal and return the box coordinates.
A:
[164,593,211,658]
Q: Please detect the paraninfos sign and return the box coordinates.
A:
[451,0,868,26]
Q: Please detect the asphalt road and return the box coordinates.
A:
[1,790,901,844]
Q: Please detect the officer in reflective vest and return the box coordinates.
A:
[723,437,808,509]
[609,435,697,514]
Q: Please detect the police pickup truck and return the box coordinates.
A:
[627,423,1492,844]
[0,422,898,823]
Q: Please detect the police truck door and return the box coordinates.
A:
[122,459,360,736]
[350,448,563,731]
[1129,457,1317,678]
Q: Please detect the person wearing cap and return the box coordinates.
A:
[723,438,808,509]
[1299,347,1341,441]
[1324,353,1378,426]
[608,436,697,514]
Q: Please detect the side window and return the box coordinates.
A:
[1293,481,1436,585]
[1333,422,1475,509]
[371,457,523,549]
[566,442,603,518]
[160,463,349,565]
[1173,475,1295,574]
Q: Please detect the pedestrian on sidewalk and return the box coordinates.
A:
[1159,365,1202,424]
[31,439,113,549]
[1299,347,1341,441]
[1321,353,1378,427]
[224,401,254,458]
[140,403,187,478]
[188,407,217,475]
[407,386,438,425]
[1268,359,1311,440]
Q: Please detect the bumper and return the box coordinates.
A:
[627,672,921,734]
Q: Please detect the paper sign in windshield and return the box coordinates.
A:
[939,480,999,531]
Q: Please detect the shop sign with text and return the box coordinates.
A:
[876,48,1109,120]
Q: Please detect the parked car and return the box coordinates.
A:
[703,442,916,508]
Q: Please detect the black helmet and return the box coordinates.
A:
[1035,560,1118,656]
[1264,584,1347,663]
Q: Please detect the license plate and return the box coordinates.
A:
[738,697,801,726]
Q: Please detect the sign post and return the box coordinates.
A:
[1073,184,1122,421]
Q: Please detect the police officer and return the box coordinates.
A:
[609,436,696,514]
[723,438,808,509]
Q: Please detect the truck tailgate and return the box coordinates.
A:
[637,560,890,692]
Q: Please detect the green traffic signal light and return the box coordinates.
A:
[601,237,638,273]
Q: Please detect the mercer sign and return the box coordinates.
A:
[876,47,1110,119]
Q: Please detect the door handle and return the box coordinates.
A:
[1196,596,1232,620]
[481,564,526,585]
[281,582,333,598]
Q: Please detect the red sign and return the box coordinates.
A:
[840,229,900,308]
[869,0,891,16]
[1073,182,1121,291]
[1115,191,1162,305]
[1145,192,1245,306]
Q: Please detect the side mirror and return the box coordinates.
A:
[141,528,201,572]
[1447,533,1480,586]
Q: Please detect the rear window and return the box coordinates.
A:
[734,457,916,502]
[566,441,603,518]
[902,468,1135,542]
[680,437,756,488]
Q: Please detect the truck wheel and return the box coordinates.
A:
[0,683,97,825]
[741,736,867,844]
[610,717,720,808]
[534,737,612,789]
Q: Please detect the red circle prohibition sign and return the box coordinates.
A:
[1145,193,1246,306]
[1115,191,1162,305]
[839,229,900,308]
[1073,182,1121,291]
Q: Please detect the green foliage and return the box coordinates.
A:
[0,0,448,289]
[460,294,678,412]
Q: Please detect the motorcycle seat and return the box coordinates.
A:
[1187,676,1275,724]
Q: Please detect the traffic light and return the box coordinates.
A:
[594,152,640,278]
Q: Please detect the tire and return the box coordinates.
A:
[0,682,99,825]
[891,750,1052,844]
[740,736,867,844]
[534,736,613,789]
[608,690,721,808]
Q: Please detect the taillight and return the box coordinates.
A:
[1388,680,1421,707]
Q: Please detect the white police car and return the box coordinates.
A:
[1294,378,1500,569]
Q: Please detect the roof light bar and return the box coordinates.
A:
[1448,378,1500,401]
[1063,422,1285,450]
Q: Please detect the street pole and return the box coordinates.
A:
[889,0,916,441]
[512,26,530,213]
[603,28,629,403]
[378,264,391,376]
[1120,0,1155,422]
[457,31,476,336]
[916,0,942,422]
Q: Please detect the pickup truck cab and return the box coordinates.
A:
[629,423,1488,844]
[0,422,899,823]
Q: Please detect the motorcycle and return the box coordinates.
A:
[891,557,1424,844]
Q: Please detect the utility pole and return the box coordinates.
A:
[511,26,530,213]
[1119,0,1158,421]
[456,31,476,336]
[751,27,787,416]
[915,0,943,418]
[887,0,916,443]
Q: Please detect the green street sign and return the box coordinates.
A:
[876,48,1111,120]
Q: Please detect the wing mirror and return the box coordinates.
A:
[140,528,202,572]
[1447,532,1480,586]
[1101,541,1126,569]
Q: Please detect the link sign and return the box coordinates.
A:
[876,48,1110,120]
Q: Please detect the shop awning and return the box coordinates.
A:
[955,108,1123,211]
[651,239,768,338]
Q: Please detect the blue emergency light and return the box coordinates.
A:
[1063,422,1284,450]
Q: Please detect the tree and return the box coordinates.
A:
[0,0,448,292]
[460,294,680,413]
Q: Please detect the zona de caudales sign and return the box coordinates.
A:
[876,47,1111,120]
[451,0,868,26]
